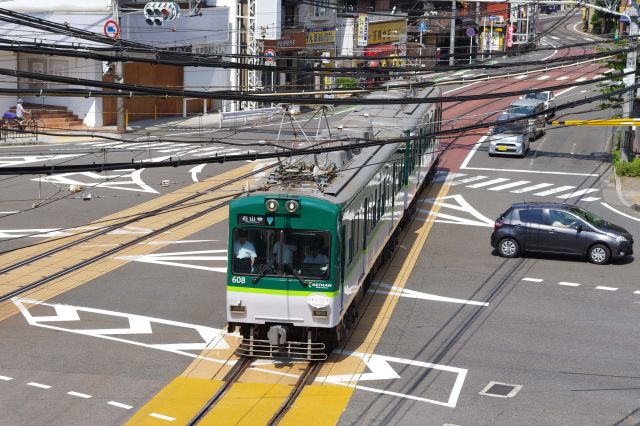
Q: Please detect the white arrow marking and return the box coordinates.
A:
[0,154,81,168]
[13,298,235,363]
[32,169,158,194]
[0,229,71,239]
[189,164,206,182]
[371,282,489,306]
[117,249,228,273]
[318,351,467,408]
[418,194,494,227]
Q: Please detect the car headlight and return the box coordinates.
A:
[615,235,628,243]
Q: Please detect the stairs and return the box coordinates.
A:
[11,103,84,129]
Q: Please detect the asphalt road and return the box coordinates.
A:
[0,14,638,426]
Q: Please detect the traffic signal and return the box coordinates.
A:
[143,2,181,26]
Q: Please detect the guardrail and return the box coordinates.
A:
[219,106,281,128]
[0,125,37,142]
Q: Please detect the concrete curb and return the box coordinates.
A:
[614,173,634,208]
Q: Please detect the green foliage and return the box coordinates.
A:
[612,149,640,176]
[336,77,357,89]
[595,43,627,112]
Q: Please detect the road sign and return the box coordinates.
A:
[418,21,428,33]
[488,15,497,21]
[465,27,476,37]
[263,48,276,59]
[103,19,120,39]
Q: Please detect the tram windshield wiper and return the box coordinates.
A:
[288,266,308,287]
[252,265,270,284]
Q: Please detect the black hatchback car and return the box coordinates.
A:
[491,203,634,264]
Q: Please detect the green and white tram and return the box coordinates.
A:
[227,85,442,360]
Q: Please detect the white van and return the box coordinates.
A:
[507,99,546,140]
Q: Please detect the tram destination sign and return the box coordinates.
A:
[238,214,275,226]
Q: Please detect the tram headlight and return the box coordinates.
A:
[285,199,299,214]
[265,199,279,212]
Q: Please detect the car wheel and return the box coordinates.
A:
[588,244,610,265]
[498,237,519,258]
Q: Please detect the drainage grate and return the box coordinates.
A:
[479,381,523,398]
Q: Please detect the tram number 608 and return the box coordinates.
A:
[231,276,246,284]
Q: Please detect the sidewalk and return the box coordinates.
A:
[617,175,640,209]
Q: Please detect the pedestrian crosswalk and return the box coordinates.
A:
[84,141,247,159]
[434,171,601,202]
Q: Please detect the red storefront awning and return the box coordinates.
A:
[364,43,398,57]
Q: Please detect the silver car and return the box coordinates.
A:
[523,91,556,118]
[488,113,530,158]
[507,98,547,140]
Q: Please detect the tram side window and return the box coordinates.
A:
[348,218,354,263]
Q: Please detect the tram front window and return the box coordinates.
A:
[232,228,330,279]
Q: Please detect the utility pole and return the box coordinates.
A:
[624,2,639,158]
[114,1,126,134]
[449,0,456,65]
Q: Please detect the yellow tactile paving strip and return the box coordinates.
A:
[0,163,256,322]
[131,180,451,425]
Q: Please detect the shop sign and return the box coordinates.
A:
[357,14,369,46]
[506,25,514,48]
[306,30,336,45]
[367,20,406,45]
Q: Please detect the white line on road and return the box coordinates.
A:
[442,81,481,94]
[634,291,640,295]
[466,178,510,188]
[558,282,581,287]
[514,75,527,80]
[595,286,618,291]
[537,75,551,80]
[0,375,13,381]
[27,382,51,389]
[108,401,133,410]
[461,167,599,177]
[550,36,560,40]
[511,183,555,193]
[521,278,544,283]
[450,176,487,186]
[460,136,486,169]
[580,197,601,202]
[601,203,640,223]
[533,185,576,196]
[488,180,531,191]
[556,76,569,80]
[556,188,599,199]
[576,77,587,82]
[67,391,92,398]
[150,413,176,422]
[555,86,577,97]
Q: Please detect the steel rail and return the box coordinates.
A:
[266,362,321,426]
[186,357,254,425]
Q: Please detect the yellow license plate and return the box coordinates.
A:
[497,146,508,151]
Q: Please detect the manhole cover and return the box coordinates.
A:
[479,381,522,398]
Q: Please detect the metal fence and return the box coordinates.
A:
[0,124,38,142]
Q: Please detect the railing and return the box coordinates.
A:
[219,106,281,128]
[0,117,40,142]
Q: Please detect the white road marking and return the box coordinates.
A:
[0,211,18,214]
[116,249,228,273]
[584,37,594,41]
[419,194,494,228]
[533,185,576,196]
[595,286,618,291]
[13,298,235,364]
[634,291,640,295]
[450,175,487,186]
[466,178,510,188]
[558,281,581,287]
[319,351,468,408]
[537,75,551,80]
[521,278,544,283]
[556,76,569,80]
[442,81,481,94]
[556,188,600,199]
[592,74,604,80]
[550,36,560,40]
[514,75,527,80]
[32,170,158,195]
[67,391,92,398]
[461,166,599,177]
[460,136,486,169]
[108,401,133,410]
[372,282,489,306]
[580,197,601,202]
[27,382,51,389]
[488,180,531,191]
[150,413,176,422]
[566,36,575,41]
[555,86,577,96]
[601,203,640,223]
[0,154,81,168]
[0,375,13,381]
[189,164,206,182]
[576,77,587,82]
[511,183,554,193]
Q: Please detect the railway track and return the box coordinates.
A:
[0,162,276,303]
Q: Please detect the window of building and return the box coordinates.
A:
[315,0,330,16]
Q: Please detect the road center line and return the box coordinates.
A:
[595,286,618,291]
[108,401,133,410]
[521,277,543,283]
[67,391,92,398]
[558,282,581,287]
[27,382,51,389]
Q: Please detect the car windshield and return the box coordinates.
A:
[232,228,330,279]
[524,93,548,101]
[493,121,526,134]
[508,105,534,116]
[568,207,606,227]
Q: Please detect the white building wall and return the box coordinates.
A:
[0,52,17,116]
